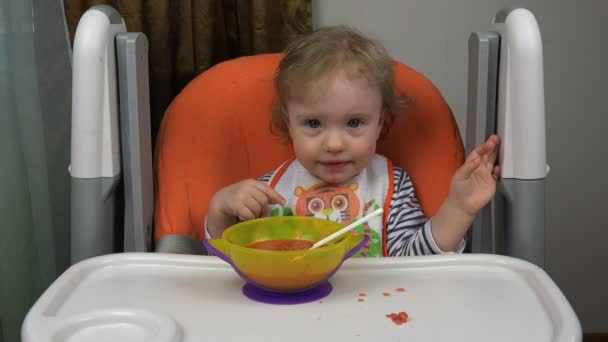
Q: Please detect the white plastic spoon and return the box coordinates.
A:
[309,207,384,250]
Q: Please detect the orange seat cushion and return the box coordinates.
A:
[154,53,464,241]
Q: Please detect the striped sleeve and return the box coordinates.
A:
[385,166,465,256]
[257,171,274,184]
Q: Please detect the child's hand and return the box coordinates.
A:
[447,135,501,216]
[210,179,286,220]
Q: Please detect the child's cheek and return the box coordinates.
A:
[369,142,378,154]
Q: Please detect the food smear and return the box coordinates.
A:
[246,239,314,251]
[386,311,408,325]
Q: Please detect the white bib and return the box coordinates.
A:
[263,154,393,257]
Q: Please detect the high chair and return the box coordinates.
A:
[22,6,581,341]
[153,53,464,254]
[68,5,547,268]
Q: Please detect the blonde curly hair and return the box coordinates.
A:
[271,25,408,140]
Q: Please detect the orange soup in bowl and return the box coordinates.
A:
[246,239,313,251]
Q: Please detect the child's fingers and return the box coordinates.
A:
[492,165,501,178]
[475,136,497,158]
[236,207,257,221]
[249,189,271,208]
[456,155,481,179]
[465,135,495,163]
[255,182,286,205]
[477,135,500,167]
[487,137,500,170]
[240,197,262,220]
[486,145,499,169]
[489,141,499,159]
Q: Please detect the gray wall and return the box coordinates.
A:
[314,0,608,333]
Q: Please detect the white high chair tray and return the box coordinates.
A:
[22,253,580,342]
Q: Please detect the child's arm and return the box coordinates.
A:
[430,135,500,251]
[206,179,286,238]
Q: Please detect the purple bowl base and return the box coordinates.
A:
[242,281,332,305]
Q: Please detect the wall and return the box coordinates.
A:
[314,0,608,333]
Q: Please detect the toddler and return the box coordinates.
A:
[206,26,500,257]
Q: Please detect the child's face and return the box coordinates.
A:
[286,72,383,184]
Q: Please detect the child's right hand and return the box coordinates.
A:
[210,179,286,220]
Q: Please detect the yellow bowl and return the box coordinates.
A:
[203,216,367,293]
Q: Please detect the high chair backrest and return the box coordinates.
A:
[154,53,464,242]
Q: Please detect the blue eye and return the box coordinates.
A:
[347,119,362,128]
[306,119,321,128]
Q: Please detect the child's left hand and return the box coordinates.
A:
[448,135,501,216]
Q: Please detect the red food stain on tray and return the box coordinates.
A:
[386,311,408,325]
[355,287,406,302]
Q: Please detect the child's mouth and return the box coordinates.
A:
[320,161,349,169]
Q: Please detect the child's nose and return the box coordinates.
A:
[323,130,344,152]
